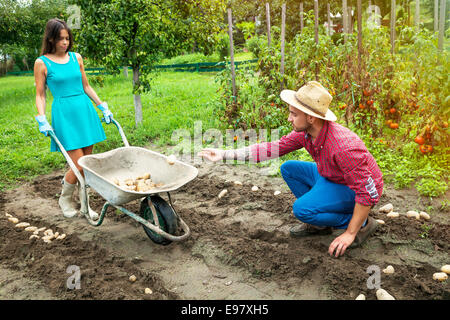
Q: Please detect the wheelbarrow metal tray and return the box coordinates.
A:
[78,146,198,206]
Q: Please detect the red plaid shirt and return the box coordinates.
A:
[250,121,383,206]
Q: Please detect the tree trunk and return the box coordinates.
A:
[132,66,143,126]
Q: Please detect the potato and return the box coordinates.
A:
[419,211,430,220]
[54,232,59,238]
[36,227,46,232]
[5,213,13,218]
[274,190,281,196]
[441,265,450,274]
[218,189,228,199]
[142,173,151,180]
[234,180,243,186]
[355,294,366,300]
[167,154,176,165]
[43,239,52,244]
[56,234,66,240]
[382,265,395,274]
[25,226,38,232]
[44,229,53,236]
[432,272,448,282]
[125,179,134,186]
[29,235,40,240]
[375,219,385,225]
[129,275,137,282]
[144,179,153,185]
[42,234,55,241]
[251,186,259,192]
[379,203,393,213]
[144,288,153,295]
[386,212,399,218]
[137,185,150,192]
[376,288,395,300]
[8,217,19,224]
[406,211,420,219]
[16,222,30,228]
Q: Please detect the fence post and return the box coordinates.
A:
[266,3,271,47]
[281,3,286,89]
[227,8,236,101]
[390,0,396,55]
[300,2,304,34]
[438,0,446,51]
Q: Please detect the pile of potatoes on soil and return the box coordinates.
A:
[112,173,164,193]
[5,212,66,244]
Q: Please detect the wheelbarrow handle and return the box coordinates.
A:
[110,118,130,147]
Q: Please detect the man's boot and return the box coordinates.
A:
[78,184,99,221]
[290,223,333,237]
[59,178,78,218]
[350,216,378,248]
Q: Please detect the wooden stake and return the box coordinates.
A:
[266,3,271,47]
[390,0,396,54]
[227,8,236,101]
[314,0,319,81]
[300,2,304,33]
[343,0,348,43]
[415,0,420,30]
[327,3,332,36]
[281,3,286,88]
[357,0,362,83]
[438,0,446,51]
[434,0,439,32]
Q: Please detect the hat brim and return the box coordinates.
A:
[280,90,337,122]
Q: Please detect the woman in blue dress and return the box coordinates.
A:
[34,19,113,220]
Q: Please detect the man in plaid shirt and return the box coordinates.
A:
[199,81,383,257]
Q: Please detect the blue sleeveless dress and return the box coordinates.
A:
[38,52,106,152]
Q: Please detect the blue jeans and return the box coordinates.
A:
[280,160,356,229]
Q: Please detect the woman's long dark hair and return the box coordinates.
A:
[40,18,73,56]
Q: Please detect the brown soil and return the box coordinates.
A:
[1,155,449,300]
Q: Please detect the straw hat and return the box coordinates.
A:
[280,81,337,121]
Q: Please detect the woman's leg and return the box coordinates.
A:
[64,148,86,184]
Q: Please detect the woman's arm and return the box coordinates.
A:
[34,59,47,116]
[76,52,103,106]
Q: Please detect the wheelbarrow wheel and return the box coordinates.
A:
[139,195,178,246]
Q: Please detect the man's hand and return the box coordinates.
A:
[328,231,356,258]
[197,148,225,162]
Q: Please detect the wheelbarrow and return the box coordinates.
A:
[48,118,197,245]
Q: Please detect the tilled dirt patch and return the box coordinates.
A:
[0,193,176,300]
[1,161,449,300]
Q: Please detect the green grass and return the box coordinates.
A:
[0,72,221,191]
[160,51,255,65]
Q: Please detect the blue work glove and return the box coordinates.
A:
[35,115,53,136]
[96,102,113,124]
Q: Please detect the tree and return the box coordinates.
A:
[0,0,68,74]
[73,0,226,126]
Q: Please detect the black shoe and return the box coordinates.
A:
[289,223,333,238]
